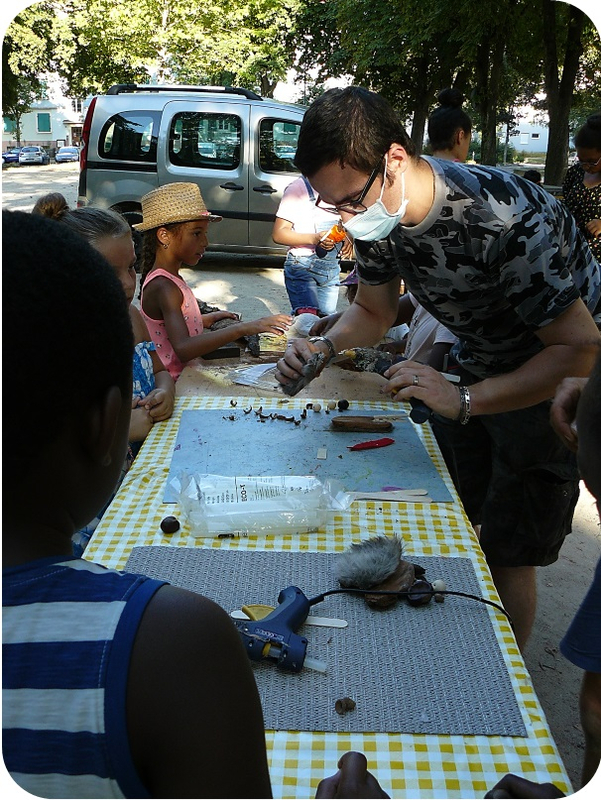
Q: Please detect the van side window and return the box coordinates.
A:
[169,113,241,169]
[259,119,300,173]
[99,112,160,162]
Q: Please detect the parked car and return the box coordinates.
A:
[19,146,50,165]
[199,141,217,159]
[55,146,80,163]
[77,83,306,255]
[275,145,296,159]
[2,148,22,164]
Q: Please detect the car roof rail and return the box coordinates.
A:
[106,83,263,101]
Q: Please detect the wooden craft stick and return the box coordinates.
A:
[349,491,433,503]
[331,416,393,432]
[230,610,348,628]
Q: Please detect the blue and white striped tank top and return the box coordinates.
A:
[3,556,166,798]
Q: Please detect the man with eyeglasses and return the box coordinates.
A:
[276,87,601,652]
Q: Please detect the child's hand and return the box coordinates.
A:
[247,314,292,336]
[203,311,240,326]
[340,238,354,260]
[136,389,175,422]
[129,404,154,442]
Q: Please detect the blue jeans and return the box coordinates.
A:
[283,252,340,315]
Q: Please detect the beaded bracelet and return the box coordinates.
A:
[308,336,337,363]
[457,385,471,425]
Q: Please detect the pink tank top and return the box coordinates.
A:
[140,268,203,380]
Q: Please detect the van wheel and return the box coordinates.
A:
[118,208,143,228]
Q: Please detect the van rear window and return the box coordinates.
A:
[99,111,160,162]
[169,112,241,169]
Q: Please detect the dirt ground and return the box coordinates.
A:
[3,162,600,792]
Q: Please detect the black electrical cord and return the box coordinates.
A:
[308,587,514,629]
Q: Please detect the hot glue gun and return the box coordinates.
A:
[233,585,327,673]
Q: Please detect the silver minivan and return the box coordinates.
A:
[78,84,306,255]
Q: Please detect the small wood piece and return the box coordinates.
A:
[331,416,393,433]
[335,697,356,715]
[202,345,241,360]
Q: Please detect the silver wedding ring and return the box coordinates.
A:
[413,375,420,386]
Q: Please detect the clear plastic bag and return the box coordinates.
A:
[169,473,352,538]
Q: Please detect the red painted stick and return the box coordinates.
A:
[347,437,395,451]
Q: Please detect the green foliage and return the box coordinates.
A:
[2,1,301,99]
[2,77,45,143]
[2,2,55,113]
[2,0,599,164]
[464,137,517,165]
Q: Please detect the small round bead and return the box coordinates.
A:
[160,516,180,534]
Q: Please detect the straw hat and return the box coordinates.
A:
[133,182,222,231]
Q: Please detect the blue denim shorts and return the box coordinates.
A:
[560,554,601,672]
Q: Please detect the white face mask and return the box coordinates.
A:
[343,157,408,241]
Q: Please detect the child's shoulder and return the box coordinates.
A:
[142,269,187,302]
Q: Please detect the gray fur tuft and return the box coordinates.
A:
[334,536,403,588]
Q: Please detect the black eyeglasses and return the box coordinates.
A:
[578,155,601,169]
[315,155,385,215]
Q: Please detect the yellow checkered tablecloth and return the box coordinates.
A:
[86,396,571,799]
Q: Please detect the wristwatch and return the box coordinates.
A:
[308,336,337,363]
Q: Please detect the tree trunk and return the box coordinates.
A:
[542,0,585,185]
[410,107,428,154]
[408,55,433,154]
[259,74,277,98]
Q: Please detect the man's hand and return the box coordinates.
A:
[382,360,462,420]
[275,338,326,389]
[316,752,390,798]
[550,376,587,452]
[309,312,344,337]
[485,773,565,799]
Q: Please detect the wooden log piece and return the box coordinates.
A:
[330,416,393,433]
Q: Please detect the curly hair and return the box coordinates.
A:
[138,222,185,296]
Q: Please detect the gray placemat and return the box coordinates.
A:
[125,546,526,737]
[163,408,453,502]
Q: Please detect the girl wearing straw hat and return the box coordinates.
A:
[136,183,291,379]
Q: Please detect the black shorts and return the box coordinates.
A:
[432,400,580,568]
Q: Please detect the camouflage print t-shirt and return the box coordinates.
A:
[354,157,601,379]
